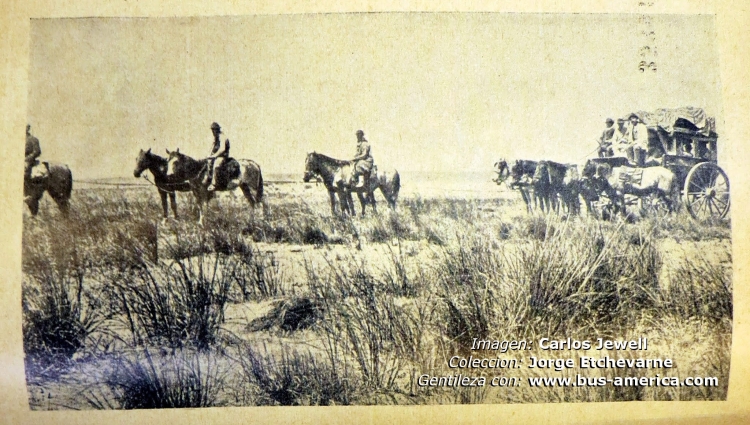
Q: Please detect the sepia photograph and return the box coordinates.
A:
[6,2,748,423]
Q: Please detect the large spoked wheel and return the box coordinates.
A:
[638,193,671,219]
[684,162,730,221]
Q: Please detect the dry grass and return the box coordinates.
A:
[22,186,732,408]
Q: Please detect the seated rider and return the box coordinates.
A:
[206,122,230,191]
[350,130,373,189]
[628,113,649,167]
[612,118,631,160]
[597,118,616,158]
[25,124,43,181]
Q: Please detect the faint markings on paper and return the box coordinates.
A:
[637,2,658,73]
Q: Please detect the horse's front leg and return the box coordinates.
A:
[518,187,533,214]
[169,192,178,219]
[345,191,356,216]
[159,190,169,219]
[328,190,337,215]
[195,191,206,226]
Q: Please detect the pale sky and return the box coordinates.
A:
[27,13,722,180]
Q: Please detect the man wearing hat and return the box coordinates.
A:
[207,122,230,191]
[349,130,373,189]
[597,118,616,158]
[612,118,630,158]
[628,113,649,166]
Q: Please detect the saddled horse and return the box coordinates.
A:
[165,149,265,225]
[134,148,192,221]
[586,160,679,218]
[24,162,73,217]
[302,152,382,216]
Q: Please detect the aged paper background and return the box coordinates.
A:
[1,0,749,424]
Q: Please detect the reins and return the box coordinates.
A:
[140,174,177,194]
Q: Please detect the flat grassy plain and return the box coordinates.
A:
[21,179,732,408]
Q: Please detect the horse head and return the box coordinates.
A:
[303,152,316,182]
[134,148,152,178]
[509,160,527,186]
[165,148,186,179]
[493,158,510,184]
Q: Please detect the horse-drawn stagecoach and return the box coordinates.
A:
[497,107,730,222]
[592,107,729,221]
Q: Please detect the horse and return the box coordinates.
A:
[134,148,192,221]
[165,149,265,225]
[535,161,599,216]
[588,161,679,218]
[508,159,553,213]
[24,162,73,217]
[303,152,383,217]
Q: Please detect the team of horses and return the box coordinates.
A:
[494,157,679,219]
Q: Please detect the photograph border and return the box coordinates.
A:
[2,1,749,424]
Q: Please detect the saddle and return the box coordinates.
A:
[212,157,241,190]
[618,168,644,185]
[27,161,49,182]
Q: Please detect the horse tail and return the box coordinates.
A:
[64,167,73,198]
[257,168,264,202]
[391,171,401,206]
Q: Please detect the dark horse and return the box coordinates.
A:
[165,149,265,225]
[534,161,599,216]
[24,162,73,217]
[134,148,191,221]
[304,152,395,216]
[507,159,553,213]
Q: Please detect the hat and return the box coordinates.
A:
[627,113,640,121]
[356,130,364,136]
[605,118,614,125]
[211,122,222,132]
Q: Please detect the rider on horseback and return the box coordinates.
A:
[349,130,373,189]
[25,124,46,182]
[206,122,230,192]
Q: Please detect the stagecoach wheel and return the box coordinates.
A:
[684,162,730,221]
[638,193,670,219]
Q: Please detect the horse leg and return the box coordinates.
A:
[328,190,338,215]
[169,192,178,219]
[518,188,532,214]
[346,192,356,216]
[25,196,40,217]
[54,197,70,218]
[240,183,257,208]
[369,189,377,213]
[195,192,206,226]
[159,190,169,219]
[357,191,367,217]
